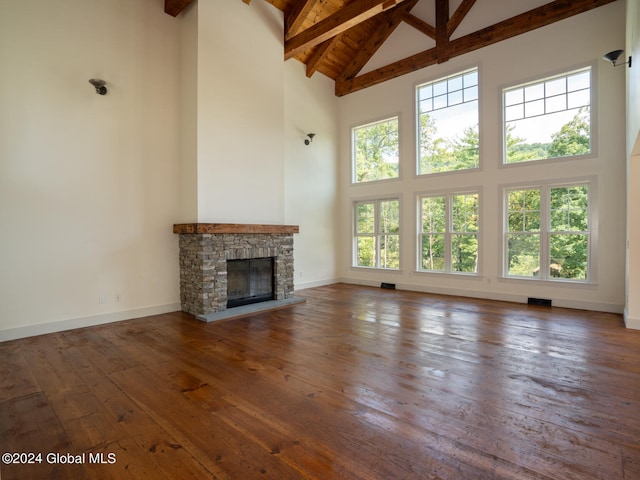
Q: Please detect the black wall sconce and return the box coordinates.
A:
[603,49,632,68]
[89,78,108,95]
[304,133,315,145]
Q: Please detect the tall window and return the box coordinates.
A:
[419,192,479,273]
[417,68,479,175]
[354,199,400,269]
[505,182,590,281]
[503,67,591,163]
[352,117,399,183]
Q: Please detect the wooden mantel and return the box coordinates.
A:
[173,223,299,235]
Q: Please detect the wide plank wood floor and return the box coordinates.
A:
[2,283,640,479]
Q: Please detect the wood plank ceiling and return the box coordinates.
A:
[164,0,618,96]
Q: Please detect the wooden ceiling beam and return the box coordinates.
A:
[306,36,342,78]
[402,13,436,39]
[336,0,617,96]
[338,0,419,82]
[164,0,195,17]
[286,0,318,40]
[435,0,450,63]
[448,0,476,37]
[284,0,412,60]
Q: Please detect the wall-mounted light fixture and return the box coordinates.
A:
[304,133,315,145]
[603,49,632,68]
[88,78,108,95]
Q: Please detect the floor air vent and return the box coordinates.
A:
[528,297,552,306]
[381,283,396,290]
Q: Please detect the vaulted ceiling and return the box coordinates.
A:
[164,0,618,96]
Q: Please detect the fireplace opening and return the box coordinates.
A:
[227,257,275,308]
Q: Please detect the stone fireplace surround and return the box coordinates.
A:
[173,223,300,321]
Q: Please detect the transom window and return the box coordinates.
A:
[352,117,399,183]
[504,67,591,163]
[354,199,400,269]
[505,182,590,281]
[417,68,479,175]
[419,192,479,273]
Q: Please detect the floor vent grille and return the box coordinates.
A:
[528,297,552,306]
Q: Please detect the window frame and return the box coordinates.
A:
[416,66,480,176]
[501,65,594,166]
[351,115,401,185]
[417,189,481,275]
[353,197,401,270]
[502,178,596,283]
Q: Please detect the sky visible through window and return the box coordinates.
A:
[418,68,478,144]
[504,68,590,144]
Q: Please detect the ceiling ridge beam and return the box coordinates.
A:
[338,0,420,82]
[447,0,476,37]
[336,0,617,96]
[284,0,411,60]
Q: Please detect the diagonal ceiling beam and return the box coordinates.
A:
[284,0,412,60]
[166,0,250,17]
[164,0,195,17]
[286,0,319,40]
[306,36,342,77]
[338,0,419,82]
[402,13,436,39]
[448,0,476,37]
[335,0,617,96]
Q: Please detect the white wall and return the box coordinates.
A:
[338,2,627,312]
[284,61,340,289]
[628,0,640,148]
[0,0,183,340]
[0,0,339,340]
[184,1,339,288]
[178,1,199,221]
[625,0,640,328]
[194,1,286,224]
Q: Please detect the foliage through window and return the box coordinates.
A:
[504,67,591,163]
[353,117,399,183]
[417,68,479,174]
[354,199,400,269]
[505,183,590,281]
[419,192,479,273]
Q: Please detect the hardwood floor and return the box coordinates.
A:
[2,283,640,479]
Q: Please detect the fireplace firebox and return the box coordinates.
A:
[227,257,275,308]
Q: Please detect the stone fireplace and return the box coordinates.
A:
[173,223,300,320]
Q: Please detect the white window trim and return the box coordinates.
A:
[352,196,402,270]
[351,115,402,185]
[501,176,598,284]
[415,66,481,177]
[416,189,482,275]
[500,63,598,166]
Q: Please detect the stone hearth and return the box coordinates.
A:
[173,223,299,319]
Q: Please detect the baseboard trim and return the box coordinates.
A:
[335,278,624,314]
[624,308,640,330]
[294,277,340,290]
[0,303,181,342]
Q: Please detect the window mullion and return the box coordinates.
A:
[444,195,452,272]
[374,200,381,268]
[540,186,550,280]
